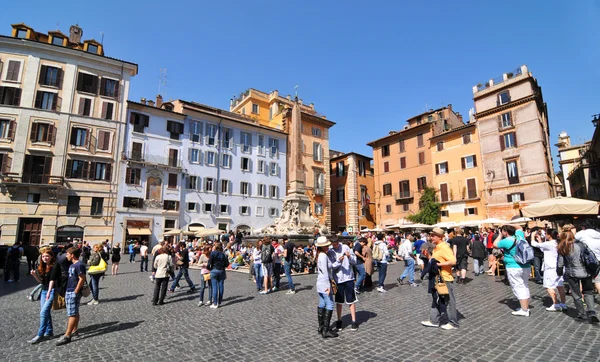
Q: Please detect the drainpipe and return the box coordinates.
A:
[215,118,224,228]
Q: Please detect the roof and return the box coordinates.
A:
[127,100,187,118]
[330,151,373,162]
[366,121,430,147]
[300,111,336,128]
[429,122,475,140]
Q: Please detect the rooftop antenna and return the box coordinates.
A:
[424,101,429,111]
[158,68,168,101]
[100,31,104,45]
[56,21,60,29]
[294,84,299,101]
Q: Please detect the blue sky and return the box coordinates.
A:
[2,1,597,168]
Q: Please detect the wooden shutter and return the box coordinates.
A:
[56,68,63,89]
[43,157,52,175]
[461,157,466,170]
[513,132,518,147]
[473,155,477,167]
[48,125,55,145]
[126,168,132,184]
[100,78,107,96]
[507,194,512,203]
[419,152,425,165]
[497,115,502,130]
[76,72,84,91]
[114,81,119,98]
[499,135,505,151]
[474,207,478,215]
[88,162,96,180]
[65,159,73,178]
[129,112,136,124]
[467,178,476,199]
[85,129,90,148]
[400,157,406,169]
[51,93,58,110]
[97,131,105,150]
[82,161,89,179]
[7,120,15,141]
[2,154,12,173]
[104,131,111,151]
[38,65,47,85]
[143,115,149,127]
[105,163,112,181]
[34,91,43,109]
[101,102,108,119]
[30,123,38,141]
[91,75,99,94]
[520,192,525,201]
[78,98,85,115]
[440,183,448,202]
[435,164,439,175]
[464,208,468,216]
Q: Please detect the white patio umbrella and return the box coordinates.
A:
[508,217,532,224]
[521,197,599,218]
[370,227,385,232]
[479,218,508,225]
[195,228,226,237]
[458,220,483,227]
[399,223,433,229]
[163,228,182,236]
[432,221,457,228]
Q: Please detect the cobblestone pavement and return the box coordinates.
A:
[1,259,599,362]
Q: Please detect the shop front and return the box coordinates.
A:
[125,220,151,253]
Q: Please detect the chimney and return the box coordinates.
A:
[140,97,147,105]
[156,94,163,108]
[286,95,291,101]
[69,24,83,43]
[456,113,463,123]
[448,104,452,110]
[147,100,155,107]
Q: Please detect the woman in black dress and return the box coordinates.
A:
[111,243,121,275]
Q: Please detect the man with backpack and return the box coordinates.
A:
[494,224,533,317]
[260,238,275,294]
[4,241,24,282]
[373,234,389,293]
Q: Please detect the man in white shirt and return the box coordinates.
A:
[397,236,418,287]
[576,220,600,294]
[139,242,149,272]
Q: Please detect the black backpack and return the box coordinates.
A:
[581,243,600,278]
[262,246,273,263]
[8,246,21,261]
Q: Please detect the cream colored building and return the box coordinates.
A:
[555,131,588,197]
[0,23,137,246]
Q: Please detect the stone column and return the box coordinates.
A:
[347,155,359,232]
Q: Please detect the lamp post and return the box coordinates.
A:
[592,114,599,127]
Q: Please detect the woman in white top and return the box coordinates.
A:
[531,229,566,311]
[252,240,263,291]
[315,236,338,338]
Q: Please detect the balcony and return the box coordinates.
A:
[1,173,64,186]
[313,187,325,196]
[394,191,414,204]
[473,65,527,94]
[125,151,181,168]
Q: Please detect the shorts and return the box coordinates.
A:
[416,254,424,265]
[65,291,81,317]
[593,274,600,284]
[262,263,273,277]
[456,255,468,270]
[543,268,563,289]
[507,267,530,300]
[334,280,358,305]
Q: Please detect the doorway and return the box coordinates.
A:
[18,218,43,246]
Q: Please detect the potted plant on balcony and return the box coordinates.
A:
[461,187,466,200]
[507,72,514,79]
[485,82,490,88]
[512,202,520,209]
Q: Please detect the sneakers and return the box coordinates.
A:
[209,304,219,309]
[87,299,99,305]
[410,283,419,287]
[7,279,13,283]
[205,301,212,306]
[441,323,458,330]
[546,305,561,312]
[55,335,71,346]
[559,303,568,311]
[350,322,359,331]
[354,289,360,295]
[511,309,530,317]
[335,320,343,332]
[259,290,269,295]
[197,301,204,307]
[174,286,181,291]
[286,290,296,295]
[421,321,439,328]
[589,313,600,324]
[377,287,387,293]
[396,278,404,285]
[28,335,43,344]
[27,295,34,301]
[272,287,279,291]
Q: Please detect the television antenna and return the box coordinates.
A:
[158,68,168,100]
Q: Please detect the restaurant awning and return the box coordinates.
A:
[127,228,152,235]
[188,226,204,232]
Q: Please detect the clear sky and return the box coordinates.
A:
[2,1,598,168]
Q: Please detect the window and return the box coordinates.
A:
[241,132,252,153]
[402,204,410,212]
[75,97,92,116]
[464,207,478,216]
[87,44,99,54]
[314,171,325,195]
[358,160,366,177]
[314,203,323,215]
[240,206,250,215]
[257,183,267,197]
[27,193,40,203]
[0,153,12,174]
[130,112,149,133]
[16,29,27,39]
[258,135,265,155]
[164,219,176,229]
[398,180,410,198]
[90,162,111,181]
[168,149,179,167]
[500,112,512,128]
[400,157,406,169]
[256,206,264,216]
[167,121,184,140]
[417,134,424,147]
[220,204,229,214]
[461,155,477,169]
[313,142,323,161]
[383,161,389,173]
[221,128,233,148]
[385,205,392,214]
[462,133,471,144]
[398,139,406,153]
[269,162,278,176]
[0,119,15,140]
[123,197,143,209]
[66,196,80,214]
[164,200,180,211]
[4,60,21,82]
[337,186,345,202]
[0,86,22,106]
[30,123,55,144]
[100,78,119,98]
[383,183,392,196]
[76,72,98,94]
[418,152,425,165]
[221,153,232,168]
[312,127,322,137]
[269,185,278,198]
[34,91,59,111]
[258,160,266,173]
[501,132,517,150]
[337,162,345,176]
[435,162,448,175]
[220,179,230,194]
[168,173,178,189]
[417,176,427,191]
[506,160,520,184]
[252,103,259,114]
[66,160,87,179]
[381,145,390,157]
[131,142,143,161]
[52,36,64,46]
[91,197,104,216]
[187,176,198,190]
[206,151,216,166]
[240,181,250,196]
[466,178,477,199]
[440,210,449,217]
[207,124,217,146]
[269,208,279,217]
[498,91,511,105]
[38,66,62,87]
[241,157,251,171]
[101,102,114,120]
[339,209,345,216]
[190,121,202,143]
[187,202,197,211]
[70,127,89,147]
[126,168,141,185]
[440,183,449,202]
[269,138,279,156]
[204,177,214,192]
[436,142,444,151]
[508,193,525,203]
[189,148,200,164]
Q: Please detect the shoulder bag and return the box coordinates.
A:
[434,274,449,295]
[88,258,107,275]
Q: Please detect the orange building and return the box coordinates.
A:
[329,151,376,233]
[367,106,463,226]
[430,122,487,222]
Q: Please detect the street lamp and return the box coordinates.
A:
[592,114,599,127]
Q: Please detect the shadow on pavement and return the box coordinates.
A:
[224,296,254,307]
[352,310,378,324]
[79,321,144,340]
[100,294,144,303]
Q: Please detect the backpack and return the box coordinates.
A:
[508,236,535,265]
[8,247,21,261]
[372,243,383,261]
[580,243,600,278]
[261,246,273,263]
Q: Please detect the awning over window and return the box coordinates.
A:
[127,227,152,235]
[188,226,204,232]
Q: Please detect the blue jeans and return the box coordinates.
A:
[129,252,135,262]
[210,269,226,305]
[90,274,101,300]
[400,258,415,283]
[355,263,366,290]
[253,264,263,290]
[37,289,54,337]
[199,277,212,303]
[473,258,484,274]
[171,267,194,291]
[378,262,387,287]
[283,260,295,291]
[318,292,334,310]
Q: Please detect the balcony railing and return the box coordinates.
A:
[2,173,64,186]
[126,151,181,168]
[394,191,414,200]
[314,188,325,196]
[474,66,525,93]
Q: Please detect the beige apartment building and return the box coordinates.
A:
[0,23,137,245]
[555,131,589,197]
[473,65,555,219]
[367,106,463,226]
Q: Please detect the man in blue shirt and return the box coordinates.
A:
[413,236,426,269]
[56,247,86,346]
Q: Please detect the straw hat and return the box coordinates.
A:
[315,236,331,247]
[429,227,445,236]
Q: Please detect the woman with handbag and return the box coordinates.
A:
[152,247,172,306]
[28,247,61,344]
[197,246,213,307]
[87,244,106,305]
[315,236,338,338]
[207,242,229,308]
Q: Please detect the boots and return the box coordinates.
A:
[317,308,325,335]
[322,309,338,338]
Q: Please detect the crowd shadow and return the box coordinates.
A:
[100,294,144,303]
[498,298,536,310]
[224,295,254,307]
[345,310,377,325]
[78,320,144,340]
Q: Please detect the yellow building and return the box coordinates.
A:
[430,123,487,222]
[229,89,335,227]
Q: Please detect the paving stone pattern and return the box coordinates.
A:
[1,260,599,362]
